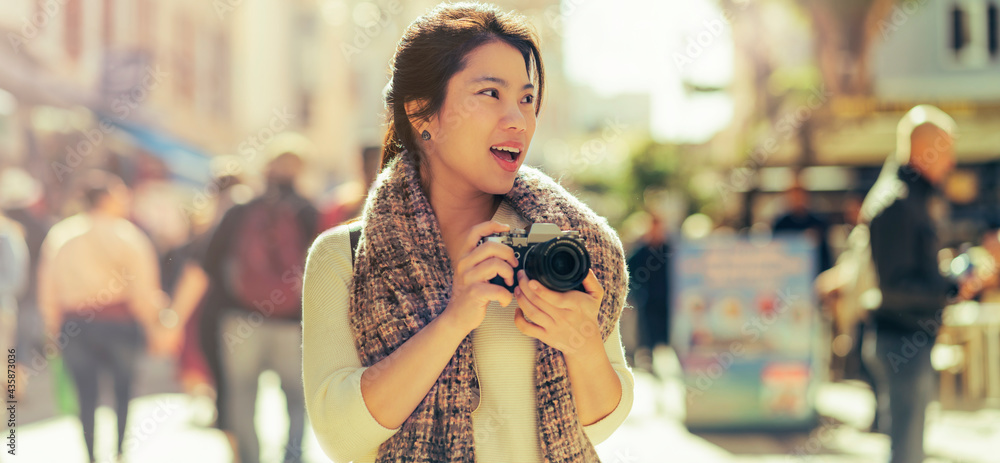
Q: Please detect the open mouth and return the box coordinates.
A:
[490,145,520,162]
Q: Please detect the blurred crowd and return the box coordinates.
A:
[0,137,366,462]
[1,103,999,463]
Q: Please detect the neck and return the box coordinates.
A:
[268,181,295,194]
[903,162,935,187]
[426,175,501,263]
[88,208,118,219]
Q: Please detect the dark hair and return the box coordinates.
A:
[380,2,545,172]
[80,169,126,210]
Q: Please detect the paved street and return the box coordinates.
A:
[11,350,1000,462]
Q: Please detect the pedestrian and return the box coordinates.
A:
[317,180,366,232]
[626,210,671,371]
[773,179,832,276]
[860,105,981,463]
[301,4,633,462]
[202,149,318,463]
[0,168,52,391]
[194,169,250,433]
[0,207,29,372]
[37,170,166,463]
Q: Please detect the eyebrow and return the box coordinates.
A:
[471,75,534,91]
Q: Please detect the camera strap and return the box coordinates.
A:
[348,220,363,266]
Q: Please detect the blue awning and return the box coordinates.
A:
[99,115,213,186]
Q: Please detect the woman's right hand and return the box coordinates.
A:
[443,221,519,334]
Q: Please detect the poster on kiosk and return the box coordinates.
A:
[671,234,823,431]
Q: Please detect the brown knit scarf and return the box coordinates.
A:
[349,151,628,463]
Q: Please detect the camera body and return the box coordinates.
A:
[480,223,591,293]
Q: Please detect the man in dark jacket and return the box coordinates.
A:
[773,181,831,276]
[626,212,671,368]
[861,105,977,463]
[203,149,318,463]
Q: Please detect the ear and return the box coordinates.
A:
[404,99,437,139]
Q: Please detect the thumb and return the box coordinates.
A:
[581,269,604,299]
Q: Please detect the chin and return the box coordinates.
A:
[482,176,517,196]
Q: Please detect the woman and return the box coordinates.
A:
[302,3,633,462]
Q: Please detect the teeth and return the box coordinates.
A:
[491,145,520,154]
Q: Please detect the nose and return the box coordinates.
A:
[500,101,526,133]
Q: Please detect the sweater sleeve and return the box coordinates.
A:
[302,225,400,463]
[581,318,634,444]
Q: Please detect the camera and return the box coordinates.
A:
[480,223,591,292]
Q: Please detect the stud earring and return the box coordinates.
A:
[421,130,431,141]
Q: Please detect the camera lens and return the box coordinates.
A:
[524,236,590,292]
[549,248,580,278]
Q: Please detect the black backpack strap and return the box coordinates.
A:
[347,220,363,265]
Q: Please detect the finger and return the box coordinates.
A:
[466,257,515,287]
[462,241,519,271]
[472,282,513,307]
[580,269,604,299]
[514,307,546,339]
[462,221,511,256]
[518,270,569,310]
[514,286,556,327]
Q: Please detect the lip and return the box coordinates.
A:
[490,141,524,173]
[490,141,524,152]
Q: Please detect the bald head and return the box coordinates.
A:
[266,151,304,185]
[909,122,955,184]
[896,105,957,184]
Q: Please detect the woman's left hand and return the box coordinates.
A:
[513,269,605,358]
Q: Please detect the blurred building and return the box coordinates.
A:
[1,0,232,188]
[814,0,1000,165]
[0,0,362,200]
[2,0,645,203]
[718,0,1000,237]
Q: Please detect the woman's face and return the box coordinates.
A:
[421,40,537,196]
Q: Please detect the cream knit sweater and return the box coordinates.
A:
[302,200,634,463]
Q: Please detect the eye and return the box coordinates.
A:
[521,94,534,104]
[479,89,499,98]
